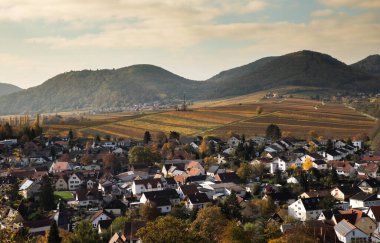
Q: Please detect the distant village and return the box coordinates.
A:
[1,120,380,243]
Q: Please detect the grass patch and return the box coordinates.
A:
[54,191,74,200]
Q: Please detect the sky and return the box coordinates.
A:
[0,0,379,89]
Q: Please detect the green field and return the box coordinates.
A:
[54,191,74,200]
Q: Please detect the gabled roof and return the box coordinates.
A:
[350,191,378,202]
[300,197,323,211]
[180,184,199,196]
[358,178,380,188]
[134,178,162,188]
[90,209,114,222]
[142,189,179,200]
[313,159,327,165]
[215,172,240,183]
[368,206,380,222]
[187,192,210,204]
[148,197,171,207]
[334,219,357,236]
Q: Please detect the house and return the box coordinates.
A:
[331,185,362,202]
[68,173,84,191]
[367,206,380,241]
[23,218,52,235]
[207,165,225,177]
[286,177,299,184]
[227,137,241,147]
[147,198,172,213]
[186,192,210,210]
[19,179,40,199]
[90,209,114,228]
[329,161,355,177]
[177,184,199,199]
[214,172,240,184]
[108,221,146,243]
[140,189,180,205]
[334,219,368,243]
[349,192,380,208]
[263,192,296,205]
[201,182,246,198]
[288,197,324,221]
[75,189,102,207]
[55,175,69,191]
[270,157,291,173]
[131,178,165,195]
[185,161,205,176]
[312,159,327,170]
[358,178,380,193]
[98,219,113,234]
[300,190,331,199]
[49,161,72,174]
[323,150,344,161]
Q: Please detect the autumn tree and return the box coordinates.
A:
[222,222,252,243]
[80,154,92,165]
[307,130,318,141]
[266,124,281,141]
[251,197,275,217]
[103,153,118,170]
[237,163,253,182]
[268,225,318,243]
[161,142,175,159]
[302,157,313,171]
[190,206,228,242]
[140,202,160,221]
[199,139,209,158]
[137,216,195,243]
[169,131,180,140]
[256,106,263,115]
[156,131,167,144]
[220,192,242,220]
[128,146,160,165]
[69,221,100,243]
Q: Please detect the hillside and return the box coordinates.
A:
[204,50,380,98]
[0,83,22,97]
[351,54,380,77]
[0,50,379,115]
[0,65,201,115]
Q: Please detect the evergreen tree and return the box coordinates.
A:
[265,124,281,141]
[48,220,61,243]
[39,175,55,211]
[326,139,334,151]
[143,131,152,144]
[69,221,100,243]
[68,129,74,140]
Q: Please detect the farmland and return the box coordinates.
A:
[44,96,377,140]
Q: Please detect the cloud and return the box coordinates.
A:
[319,0,380,9]
[311,9,334,17]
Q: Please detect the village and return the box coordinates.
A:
[0,120,378,243]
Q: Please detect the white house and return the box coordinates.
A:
[227,137,241,147]
[288,198,324,221]
[349,192,380,208]
[90,210,113,228]
[186,193,210,210]
[68,173,83,191]
[334,219,368,243]
[131,178,164,195]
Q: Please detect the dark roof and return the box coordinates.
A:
[149,197,171,207]
[369,206,380,222]
[105,199,127,212]
[333,213,357,225]
[180,184,199,196]
[188,193,210,204]
[300,197,323,211]
[98,219,113,229]
[185,175,207,183]
[142,189,179,200]
[165,177,177,185]
[215,172,240,184]
[326,150,341,156]
[308,153,324,160]
[266,192,296,202]
[23,218,52,228]
[350,191,378,201]
[335,185,361,197]
[313,159,327,165]
[358,178,380,188]
[134,178,162,188]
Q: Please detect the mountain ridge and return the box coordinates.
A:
[0,83,23,97]
[0,50,379,115]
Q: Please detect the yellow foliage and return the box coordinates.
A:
[302,157,313,171]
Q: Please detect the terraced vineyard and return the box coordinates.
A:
[44,97,377,140]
